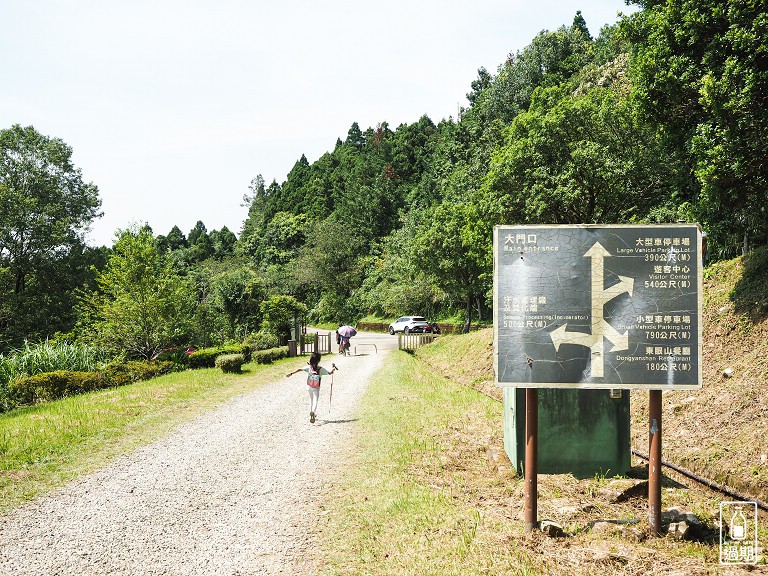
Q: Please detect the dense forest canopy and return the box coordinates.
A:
[1,2,766,354]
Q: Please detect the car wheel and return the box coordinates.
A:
[404,327,410,334]
[389,327,394,335]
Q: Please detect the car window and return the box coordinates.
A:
[413,317,426,322]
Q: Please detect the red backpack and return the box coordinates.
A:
[307,365,322,388]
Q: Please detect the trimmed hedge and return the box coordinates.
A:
[99,360,178,387]
[215,353,245,374]
[152,346,195,364]
[7,360,177,407]
[245,331,279,351]
[188,344,253,369]
[9,370,103,405]
[4,341,281,410]
[252,346,289,364]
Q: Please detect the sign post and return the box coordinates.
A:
[648,389,663,534]
[494,224,703,533]
[524,388,538,533]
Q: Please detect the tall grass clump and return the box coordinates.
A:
[0,340,112,410]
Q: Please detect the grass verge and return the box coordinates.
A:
[314,349,762,575]
[0,359,292,512]
[315,351,536,575]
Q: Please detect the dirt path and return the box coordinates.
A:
[0,331,395,576]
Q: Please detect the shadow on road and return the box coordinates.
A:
[317,418,359,426]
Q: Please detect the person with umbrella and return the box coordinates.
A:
[337,324,356,356]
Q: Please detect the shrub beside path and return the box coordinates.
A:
[0,333,392,575]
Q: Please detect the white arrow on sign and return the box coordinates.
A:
[550,241,633,378]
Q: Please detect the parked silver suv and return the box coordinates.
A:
[388,316,431,335]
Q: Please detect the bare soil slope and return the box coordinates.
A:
[631,247,768,503]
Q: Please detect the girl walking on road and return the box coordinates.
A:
[286,352,337,423]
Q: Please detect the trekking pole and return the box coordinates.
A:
[330,363,337,411]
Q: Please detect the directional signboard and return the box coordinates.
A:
[494,224,703,390]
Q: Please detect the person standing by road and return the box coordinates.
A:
[286,352,337,423]
[337,324,356,355]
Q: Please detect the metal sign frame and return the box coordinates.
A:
[493,224,703,391]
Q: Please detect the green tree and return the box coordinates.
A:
[409,202,488,332]
[0,124,101,348]
[187,221,207,246]
[433,15,609,221]
[260,295,307,343]
[85,226,193,359]
[166,225,188,250]
[292,216,367,321]
[468,17,599,127]
[182,258,262,346]
[622,0,768,257]
[466,67,493,106]
[278,155,312,215]
[209,226,237,259]
[345,122,365,150]
[481,54,684,228]
[183,259,230,347]
[238,175,268,258]
[238,177,285,262]
[358,225,447,320]
[259,212,308,267]
[189,233,214,262]
[169,221,213,263]
[389,115,439,207]
[212,266,264,338]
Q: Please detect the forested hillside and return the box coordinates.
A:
[1,1,766,356]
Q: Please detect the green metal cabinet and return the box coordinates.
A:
[503,387,631,478]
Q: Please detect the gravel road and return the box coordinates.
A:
[0,331,395,576]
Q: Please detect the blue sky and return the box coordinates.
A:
[1,0,635,247]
